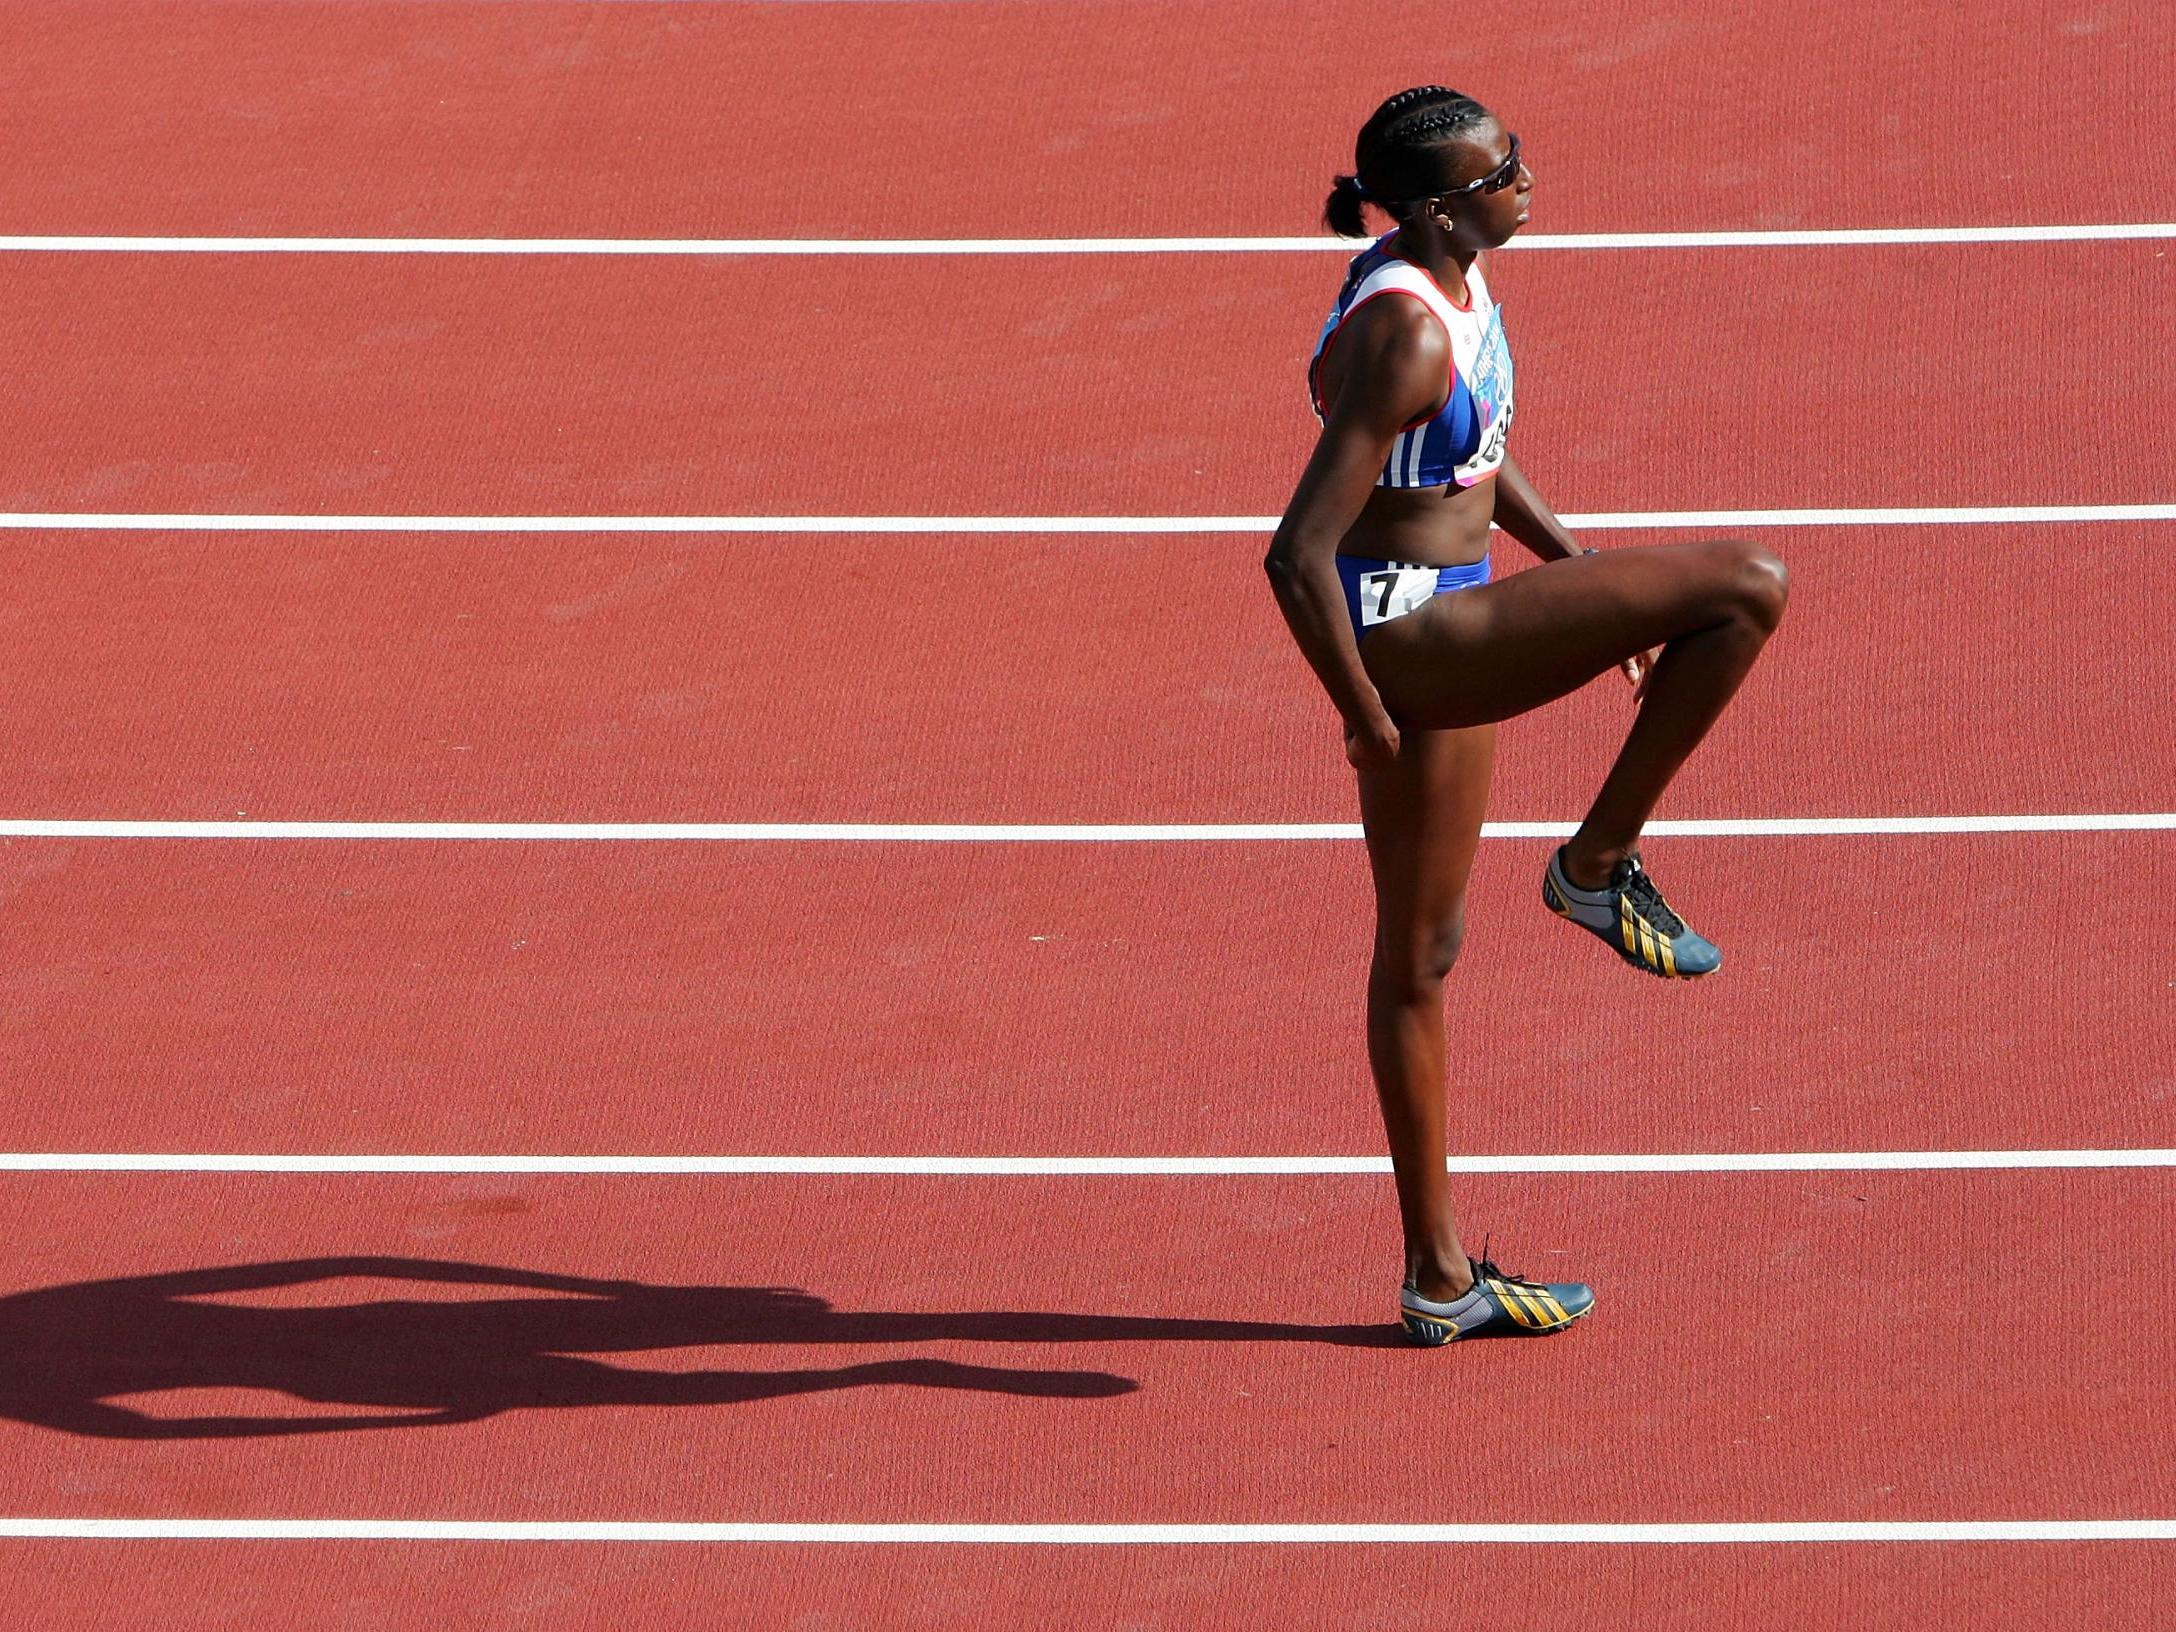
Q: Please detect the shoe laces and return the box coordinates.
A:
[1617,856,1686,938]
[1470,1234,1542,1291]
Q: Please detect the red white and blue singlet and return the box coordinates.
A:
[1307,234,1514,489]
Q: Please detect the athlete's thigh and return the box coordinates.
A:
[1358,723,1497,942]
[1363,539,1759,729]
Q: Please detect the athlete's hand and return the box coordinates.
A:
[1621,647,1662,701]
[1344,713,1401,769]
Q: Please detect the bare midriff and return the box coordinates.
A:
[1333,475,1496,569]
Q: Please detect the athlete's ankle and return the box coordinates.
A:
[1558,839,1629,893]
[1407,1253,1476,1303]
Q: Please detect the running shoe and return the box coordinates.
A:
[1398,1256,1595,1346]
[1542,847,1721,979]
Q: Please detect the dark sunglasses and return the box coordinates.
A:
[1437,134,1522,198]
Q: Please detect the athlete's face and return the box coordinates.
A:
[1432,119,1533,247]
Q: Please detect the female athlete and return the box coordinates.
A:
[1263,87,1788,1346]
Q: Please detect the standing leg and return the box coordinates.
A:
[1356,722,1496,1303]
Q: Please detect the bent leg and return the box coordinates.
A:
[1365,539,1788,883]
[1357,722,1496,1303]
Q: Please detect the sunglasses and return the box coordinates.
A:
[1434,134,1523,199]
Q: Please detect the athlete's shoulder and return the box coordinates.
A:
[1322,285,1449,424]
[1337,281,1447,351]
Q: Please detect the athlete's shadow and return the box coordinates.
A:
[0,1256,1395,1438]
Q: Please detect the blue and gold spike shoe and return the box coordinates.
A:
[1542,847,1721,979]
[1398,1257,1595,1346]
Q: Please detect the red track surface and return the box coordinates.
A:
[3,1173,2171,1521]
[2,526,2171,824]
[0,836,2162,1158]
[3,4,2170,1626]
[0,2,2168,238]
[15,1540,2174,1632]
[4,246,2172,518]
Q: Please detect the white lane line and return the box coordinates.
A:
[5,1151,2171,1175]
[1,816,2169,842]
[2,225,2172,254]
[1,1519,2170,1543]
[2,505,2173,533]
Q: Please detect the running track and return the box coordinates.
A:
[2,3,2172,1627]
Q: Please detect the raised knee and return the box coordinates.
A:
[1723,540,1789,632]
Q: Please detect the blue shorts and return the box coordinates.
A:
[1335,553,1491,640]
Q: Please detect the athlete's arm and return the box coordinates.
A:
[1264,302,1450,763]
[1491,455,1582,562]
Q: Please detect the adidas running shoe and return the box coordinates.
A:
[1399,1256,1595,1346]
[1542,847,1721,979]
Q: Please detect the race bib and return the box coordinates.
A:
[1356,564,1440,626]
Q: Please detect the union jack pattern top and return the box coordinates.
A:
[1307,234,1514,490]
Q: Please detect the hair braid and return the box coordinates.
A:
[1382,104,1486,146]
[1373,84,1454,121]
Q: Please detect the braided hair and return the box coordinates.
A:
[1324,86,1492,237]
